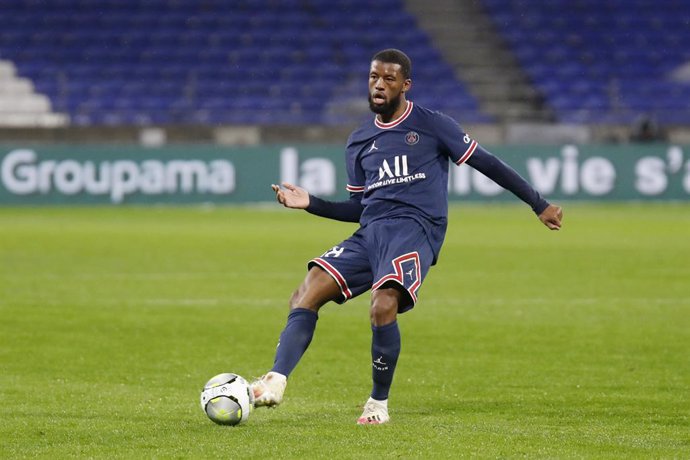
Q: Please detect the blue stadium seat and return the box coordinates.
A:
[0,0,487,125]
[482,0,690,123]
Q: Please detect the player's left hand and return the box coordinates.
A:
[539,204,563,230]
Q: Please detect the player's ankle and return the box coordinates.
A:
[367,396,388,408]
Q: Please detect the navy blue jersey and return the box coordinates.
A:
[344,101,477,260]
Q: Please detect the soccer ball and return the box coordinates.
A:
[200,373,254,425]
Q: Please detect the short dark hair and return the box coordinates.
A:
[372,49,412,79]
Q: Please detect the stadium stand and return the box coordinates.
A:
[0,59,68,127]
[481,0,690,125]
[2,0,688,130]
[0,0,487,127]
[405,0,554,123]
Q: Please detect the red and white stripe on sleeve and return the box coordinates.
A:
[346,184,365,193]
[455,139,478,165]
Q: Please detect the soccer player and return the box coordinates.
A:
[251,49,563,425]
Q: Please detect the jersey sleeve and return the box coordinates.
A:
[303,139,364,223]
[433,111,478,165]
[466,146,550,215]
[306,193,363,222]
[344,141,366,193]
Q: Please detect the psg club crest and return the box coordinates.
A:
[404,131,419,145]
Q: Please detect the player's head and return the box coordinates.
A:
[368,49,412,117]
[372,49,412,79]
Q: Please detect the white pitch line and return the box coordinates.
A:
[423,297,690,306]
[2,271,297,280]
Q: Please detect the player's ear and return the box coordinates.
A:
[402,79,412,93]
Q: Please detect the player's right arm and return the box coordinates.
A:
[272,182,363,223]
[296,136,366,223]
[272,135,366,223]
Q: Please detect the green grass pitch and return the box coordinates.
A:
[1,203,688,458]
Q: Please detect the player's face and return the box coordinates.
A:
[368,60,411,116]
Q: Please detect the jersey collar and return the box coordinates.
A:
[374,101,413,129]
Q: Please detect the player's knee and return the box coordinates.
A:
[370,288,400,326]
[370,303,397,325]
[288,280,325,312]
[288,266,341,311]
[289,284,313,310]
[288,288,302,310]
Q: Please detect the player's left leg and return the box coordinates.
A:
[357,218,434,425]
[357,286,402,425]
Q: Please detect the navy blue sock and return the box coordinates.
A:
[371,321,401,401]
[270,308,318,377]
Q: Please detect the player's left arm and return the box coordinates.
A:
[465,147,562,230]
[432,111,562,230]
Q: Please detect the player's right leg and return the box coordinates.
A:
[253,232,372,409]
[252,267,340,408]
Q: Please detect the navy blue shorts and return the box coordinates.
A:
[308,217,434,313]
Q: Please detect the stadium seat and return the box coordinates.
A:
[0,0,487,125]
[481,0,690,123]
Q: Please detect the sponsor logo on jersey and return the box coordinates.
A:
[379,155,408,179]
[368,155,426,191]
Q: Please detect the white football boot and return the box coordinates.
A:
[356,397,390,425]
[251,371,287,408]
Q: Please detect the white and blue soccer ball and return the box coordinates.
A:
[200,373,254,425]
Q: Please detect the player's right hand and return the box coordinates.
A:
[271,182,310,209]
